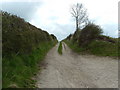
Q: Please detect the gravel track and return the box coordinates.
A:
[36,43,118,88]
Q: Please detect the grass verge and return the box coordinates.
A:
[58,42,62,55]
[64,40,118,57]
[2,41,56,88]
[87,40,118,57]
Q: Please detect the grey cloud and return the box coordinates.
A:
[1,2,42,21]
[1,1,117,41]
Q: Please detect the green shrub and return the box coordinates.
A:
[78,23,103,47]
[64,40,85,53]
[3,41,56,88]
[2,11,58,88]
[64,39,118,57]
[66,34,72,40]
[87,40,118,57]
[2,11,57,56]
[72,29,81,43]
[51,34,58,41]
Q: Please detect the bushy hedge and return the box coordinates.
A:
[64,22,118,57]
[2,11,57,56]
[72,29,81,43]
[3,41,56,88]
[78,23,103,47]
[2,11,58,88]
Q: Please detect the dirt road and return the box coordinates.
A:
[36,43,118,88]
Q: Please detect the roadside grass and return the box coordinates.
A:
[64,40,118,57]
[58,42,63,55]
[64,40,86,53]
[2,41,56,88]
[87,40,118,57]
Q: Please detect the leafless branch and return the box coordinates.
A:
[70,3,88,30]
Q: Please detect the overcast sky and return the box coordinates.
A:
[1,0,119,40]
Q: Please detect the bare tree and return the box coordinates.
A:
[71,3,88,31]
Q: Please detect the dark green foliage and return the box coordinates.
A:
[66,34,72,40]
[3,41,56,88]
[64,39,118,57]
[64,40,85,53]
[58,42,62,55]
[64,23,118,57]
[2,11,57,56]
[2,11,57,88]
[97,35,116,43]
[78,23,102,47]
[72,29,81,43]
[118,37,120,58]
[87,40,118,57]
[51,34,57,41]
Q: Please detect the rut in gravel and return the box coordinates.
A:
[36,42,118,88]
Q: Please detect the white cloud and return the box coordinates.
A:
[1,0,119,40]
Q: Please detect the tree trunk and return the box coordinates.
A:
[76,17,78,31]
